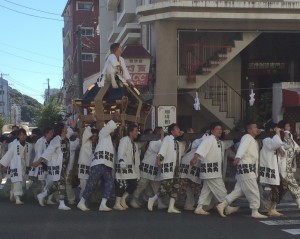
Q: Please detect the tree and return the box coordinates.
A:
[0,114,7,133]
[36,97,64,129]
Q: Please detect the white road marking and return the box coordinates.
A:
[282,229,300,235]
[261,220,300,226]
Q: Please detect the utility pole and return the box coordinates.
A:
[47,78,50,103]
[76,25,83,99]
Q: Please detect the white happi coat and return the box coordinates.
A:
[180,135,209,184]
[99,54,131,88]
[157,135,182,180]
[195,135,223,180]
[259,134,284,186]
[0,140,32,183]
[115,136,140,180]
[140,140,162,181]
[67,138,80,175]
[235,134,259,181]
[91,120,117,169]
[29,137,50,180]
[41,136,67,182]
[78,126,94,180]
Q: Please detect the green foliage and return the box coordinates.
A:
[0,114,7,133]
[9,87,42,124]
[36,97,63,129]
[235,91,272,130]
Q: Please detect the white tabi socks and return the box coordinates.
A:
[148,195,158,211]
[10,191,15,202]
[99,198,112,212]
[37,191,48,207]
[184,187,195,211]
[114,197,126,211]
[77,197,90,211]
[58,200,71,210]
[120,192,129,209]
[194,205,210,215]
[251,209,268,219]
[167,198,181,214]
[15,196,24,205]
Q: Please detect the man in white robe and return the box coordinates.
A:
[77,113,119,212]
[259,123,285,216]
[147,124,184,214]
[99,43,133,89]
[130,127,164,209]
[114,123,140,210]
[217,122,268,219]
[77,126,98,198]
[278,120,300,208]
[33,123,71,210]
[0,129,31,204]
[190,123,238,216]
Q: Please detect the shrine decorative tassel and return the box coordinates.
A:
[249,89,255,106]
[194,92,201,111]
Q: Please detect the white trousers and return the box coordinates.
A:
[80,179,87,198]
[12,181,23,197]
[133,178,160,199]
[198,178,227,206]
[66,181,75,202]
[225,178,260,210]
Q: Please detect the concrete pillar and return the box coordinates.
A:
[153,22,178,108]
[99,0,114,70]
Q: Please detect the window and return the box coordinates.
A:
[0,90,4,95]
[82,53,94,62]
[76,2,93,11]
[81,27,94,36]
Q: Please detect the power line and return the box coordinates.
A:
[0,42,61,61]
[0,4,63,21]
[0,63,62,76]
[3,0,62,16]
[0,49,62,68]
[0,69,47,94]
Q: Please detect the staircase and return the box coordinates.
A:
[178,32,261,89]
[188,75,246,129]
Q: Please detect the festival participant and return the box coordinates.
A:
[278,120,300,208]
[147,124,184,214]
[130,127,164,209]
[217,122,268,219]
[28,127,54,197]
[34,123,72,210]
[66,130,80,205]
[259,122,285,217]
[190,122,238,216]
[77,125,99,198]
[114,123,140,210]
[77,113,119,212]
[0,129,32,204]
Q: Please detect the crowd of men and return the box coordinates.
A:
[0,115,300,219]
[1,42,300,218]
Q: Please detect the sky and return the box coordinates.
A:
[0,0,66,103]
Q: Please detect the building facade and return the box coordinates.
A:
[62,0,100,112]
[0,76,9,120]
[100,0,300,131]
[10,104,21,125]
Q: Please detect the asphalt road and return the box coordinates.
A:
[0,196,300,239]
